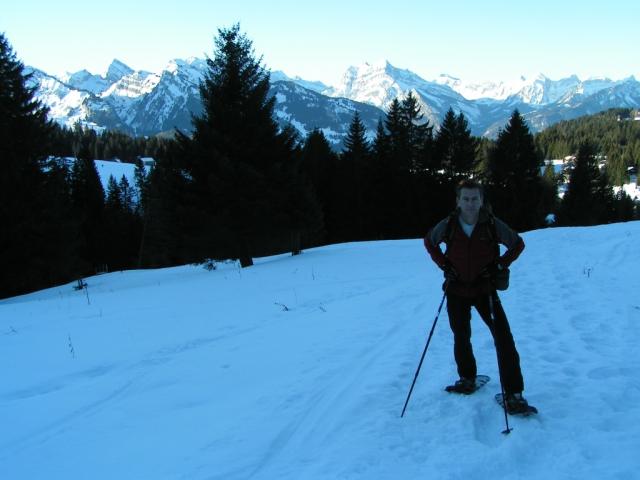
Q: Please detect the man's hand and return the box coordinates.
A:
[480,260,503,279]
[441,261,459,281]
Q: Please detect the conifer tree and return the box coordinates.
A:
[434,108,478,182]
[377,98,409,237]
[612,190,636,222]
[384,98,405,157]
[0,34,76,297]
[454,112,478,174]
[301,129,336,205]
[559,143,608,225]
[539,162,560,223]
[118,175,135,213]
[139,144,189,267]
[434,108,457,175]
[382,93,432,172]
[372,119,390,162]
[300,129,336,241]
[180,24,321,266]
[343,112,370,162]
[70,149,105,270]
[367,119,392,238]
[39,158,82,282]
[102,175,142,270]
[400,92,431,171]
[374,92,434,237]
[339,113,372,239]
[400,93,436,235]
[485,110,543,231]
[134,158,149,215]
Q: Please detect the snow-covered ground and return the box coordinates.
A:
[2,222,639,479]
[94,159,141,190]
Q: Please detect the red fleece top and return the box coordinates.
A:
[424,209,525,297]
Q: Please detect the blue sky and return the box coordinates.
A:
[2,0,638,85]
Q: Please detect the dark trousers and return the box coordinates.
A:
[446,292,524,394]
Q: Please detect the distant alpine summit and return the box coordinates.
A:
[27,58,640,147]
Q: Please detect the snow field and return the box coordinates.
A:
[1,223,640,479]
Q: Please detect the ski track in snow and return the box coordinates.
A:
[2,225,640,479]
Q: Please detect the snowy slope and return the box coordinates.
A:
[52,157,146,192]
[1,222,639,479]
[94,159,143,190]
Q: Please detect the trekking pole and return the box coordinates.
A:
[488,292,513,435]
[400,282,449,418]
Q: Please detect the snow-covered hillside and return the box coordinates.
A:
[2,222,639,479]
[51,157,150,193]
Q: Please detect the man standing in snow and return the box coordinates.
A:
[424,179,531,414]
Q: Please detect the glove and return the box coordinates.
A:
[480,261,503,279]
[441,261,459,282]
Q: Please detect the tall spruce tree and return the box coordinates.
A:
[102,175,142,270]
[0,34,76,297]
[39,158,81,283]
[379,92,433,237]
[434,108,478,183]
[139,143,190,267]
[485,110,544,231]
[376,99,408,237]
[368,119,392,238]
[180,24,321,266]
[434,108,458,177]
[560,143,610,225]
[70,149,105,270]
[344,112,370,161]
[339,112,372,240]
[400,93,436,236]
[400,92,432,171]
[300,129,336,240]
[540,162,560,223]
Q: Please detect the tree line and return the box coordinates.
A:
[48,122,172,163]
[1,27,637,299]
[536,108,640,186]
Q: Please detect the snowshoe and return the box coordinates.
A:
[445,375,490,395]
[495,393,538,416]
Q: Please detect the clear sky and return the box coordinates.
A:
[2,0,638,86]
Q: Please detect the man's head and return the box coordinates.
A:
[456,179,484,220]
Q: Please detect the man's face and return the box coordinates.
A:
[456,187,483,217]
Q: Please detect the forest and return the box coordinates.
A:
[1,27,637,299]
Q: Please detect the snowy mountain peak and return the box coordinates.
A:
[104,59,134,83]
[101,70,161,99]
[270,70,329,93]
[29,56,640,141]
[61,69,111,95]
[330,60,455,111]
[164,57,207,76]
[367,59,393,71]
[329,61,402,107]
[432,75,512,100]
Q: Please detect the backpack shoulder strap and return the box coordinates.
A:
[485,213,500,255]
[443,211,458,255]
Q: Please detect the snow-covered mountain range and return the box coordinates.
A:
[27,58,640,147]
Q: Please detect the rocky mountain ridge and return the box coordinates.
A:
[27,58,640,147]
